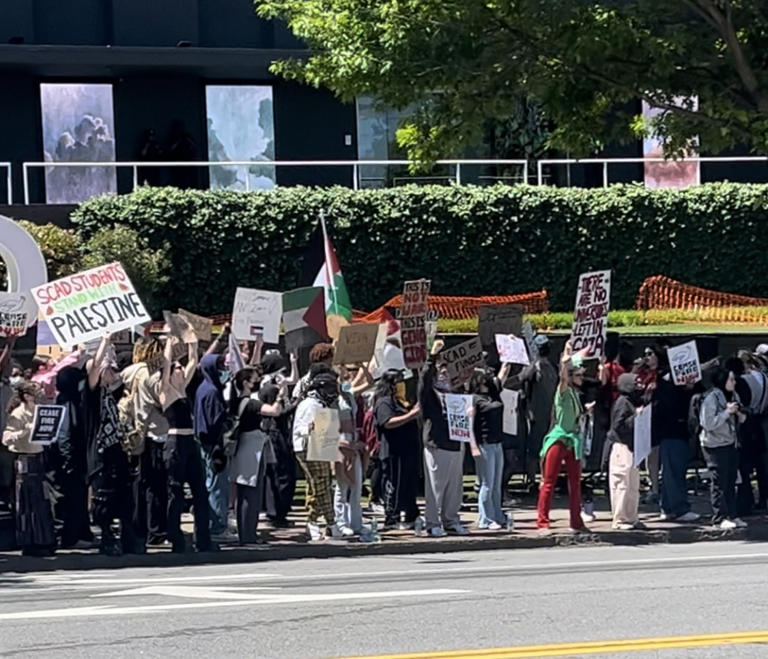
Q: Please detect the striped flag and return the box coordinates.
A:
[282,286,328,354]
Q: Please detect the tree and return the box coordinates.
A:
[255,0,768,160]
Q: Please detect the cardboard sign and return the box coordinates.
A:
[0,292,30,338]
[163,311,197,344]
[178,308,213,342]
[500,389,520,435]
[445,393,474,443]
[30,262,151,350]
[368,323,391,378]
[31,404,67,445]
[478,304,523,364]
[633,405,652,468]
[333,323,379,365]
[306,408,341,462]
[232,287,281,344]
[570,270,611,358]
[399,279,431,370]
[495,334,530,365]
[442,337,484,388]
[667,340,702,386]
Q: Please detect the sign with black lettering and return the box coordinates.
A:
[0,292,29,338]
[31,262,151,350]
[478,304,523,365]
[31,404,66,445]
[399,279,431,370]
[442,337,484,388]
[570,270,611,358]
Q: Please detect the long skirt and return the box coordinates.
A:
[14,453,55,549]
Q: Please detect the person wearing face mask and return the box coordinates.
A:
[292,364,342,540]
[374,369,421,529]
[419,339,470,537]
[194,352,234,542]
[607,373,644,530]
[55,365,94,549]
[536,341,588,533]
[84,334,144,556]
[700,368,746,530]
[3,381,57,556]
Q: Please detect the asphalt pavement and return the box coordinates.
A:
[1,541,768,658]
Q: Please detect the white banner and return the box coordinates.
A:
[667,340,702,386]
[495,334,530,365]
[633,405,652,468]
[232,287,282,344]
[445,393,474,443]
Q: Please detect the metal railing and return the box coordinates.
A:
[0,162,11,204]
[21,159,529,204]
[537,156,768,187]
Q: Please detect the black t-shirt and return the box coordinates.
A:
[374,396,418,456]
[473,395,504,444]
[237,397,264,433]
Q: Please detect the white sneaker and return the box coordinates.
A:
[487,521,503,531]
[719,519,738,530]
[581,511,596,524]
[339,526,356,537]
[211,531,239,544]
[430,526,447,538]
[658,512,670,521]
[734,517,748,528]
[675,511,701,523]
[447,523,470,536]
[306,522,323,541]
[613,523,635,531]
[328,524,344,539]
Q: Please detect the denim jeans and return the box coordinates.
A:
[660,439,691,518]
[203,445,230,535]
[474,442,505,527]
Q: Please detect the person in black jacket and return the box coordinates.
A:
[608,373,643,530]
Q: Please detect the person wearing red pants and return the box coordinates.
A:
[536,342,587,532]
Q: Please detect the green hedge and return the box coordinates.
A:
[71,183,768,316]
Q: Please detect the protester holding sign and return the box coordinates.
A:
[536,341,588,532]
[419,339,470,537]
[84,334,144,556]
[2,381,56,556]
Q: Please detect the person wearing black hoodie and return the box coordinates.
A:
[607,373,643,530]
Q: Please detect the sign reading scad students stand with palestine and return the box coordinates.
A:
[31,262,150,350]
[570,270,611,358]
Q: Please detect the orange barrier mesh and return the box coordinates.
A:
[636,275,768,323]
[355,290,549,323]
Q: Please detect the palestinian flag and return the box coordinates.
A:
[282,286,328,354]
[300,214,353,326]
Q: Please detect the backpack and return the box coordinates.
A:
[222,397,248,457]
[118,375,144,456]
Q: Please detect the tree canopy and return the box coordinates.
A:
[255,0,768,160]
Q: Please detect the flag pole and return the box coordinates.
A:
[319,209,338,315]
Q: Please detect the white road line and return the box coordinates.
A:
[93,585,281,599]
[0,589,467,621]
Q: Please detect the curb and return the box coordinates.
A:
[2,524,767,574]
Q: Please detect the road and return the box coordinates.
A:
[1,541,768,658]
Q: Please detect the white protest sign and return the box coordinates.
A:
[570,270,611,358]
[633,405,652,468]
[667,340,702,386]
[442,337,484,388]
[30,262,151,350]
[31,404,67,445]
[495,334,530,365]
[306,408,341,462]
[0,215,48,328]
[0,292,31,338]
[232,287,281,344]
[445,393,474,443]
[369,323,391,378]
[500,389,520,435]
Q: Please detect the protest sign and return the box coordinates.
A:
[232,287,281,344]
[633,405,652,468]
[333,323,379,365]
[570,270,611,357]
[163,311,197,344]
[31,404,67,446]
[399,279,431,370]
[0,215,47,329]
[667,340,702,386]
[0,292,30,338]
[30,262,151,350]
[500,389,520,435]
[445,393,474,443]
[478,304,523,364]
[425,310,439,352]
[178,308,213,342]
[369,323,391,378]
[522,321,539,362]
[306,408,341,462]
[495,334,530,365]
[442,337,484,388]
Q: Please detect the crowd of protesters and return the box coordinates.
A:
[1,322,767,558]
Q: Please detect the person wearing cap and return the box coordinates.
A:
[536,341,588,532]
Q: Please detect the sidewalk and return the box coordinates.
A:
[2,493,767,574]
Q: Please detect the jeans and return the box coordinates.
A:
[203,444,230,535]
[660,439,691,518]
[334,454,364,532]
[474,443,504,527]
[702,444,739,524]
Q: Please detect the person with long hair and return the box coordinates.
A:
[637,345,666,506]
[228,366,286,544]
[3,381,56,556]
[159,336,215,552]
[700,368,745,529]
[374,368,421,529]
